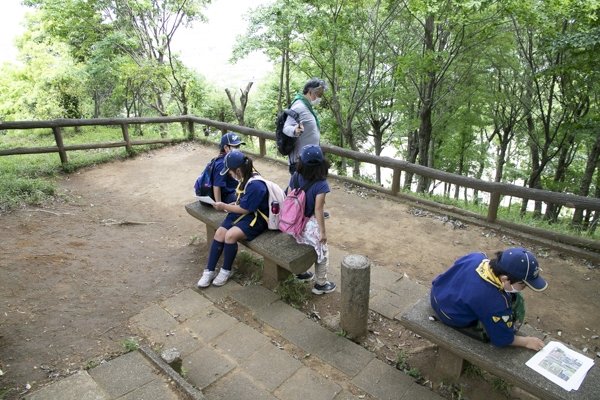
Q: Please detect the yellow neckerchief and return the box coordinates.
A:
[232,172,264,227]
[475,259,503,290]
[476,259,511,309]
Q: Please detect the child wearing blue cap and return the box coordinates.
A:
[197,151,269,287]
[284,144,336,294]
[431,248,548,350]
[211,132,246,204]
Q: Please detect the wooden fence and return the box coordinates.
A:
[1,115,599,253]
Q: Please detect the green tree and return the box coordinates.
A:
[232,0,303,111]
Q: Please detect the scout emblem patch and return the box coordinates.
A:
[492,315,512,328]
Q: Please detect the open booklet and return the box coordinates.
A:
[525,341,595,391]
[195,195,215,205]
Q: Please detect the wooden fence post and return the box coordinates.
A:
[259,137,266,157]
[187,120,195,140]
[391,168,401,195]
[487,192,501,223]
[121,124,132,153]
[52,127,68,164]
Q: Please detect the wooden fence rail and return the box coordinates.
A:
[1,115,599,252]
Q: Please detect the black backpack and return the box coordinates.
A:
[275,109,300,156]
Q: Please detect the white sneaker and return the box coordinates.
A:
[197,269,216,288]
[212,269,233,286]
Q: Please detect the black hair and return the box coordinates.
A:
[302,78,327,95]
[489,251,521,283]
[295,157,330,182]
[236,156,256,191]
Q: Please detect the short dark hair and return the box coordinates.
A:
[303,78,328,95]
[295,156,330,181]
[490,251,521,283]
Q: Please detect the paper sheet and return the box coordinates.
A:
[525,341,594,391]
[195,195,215,205]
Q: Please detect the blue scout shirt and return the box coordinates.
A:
[287,174,330,217]
[212,154,239,204]
[222,175,269,241]
[431,252,516,347]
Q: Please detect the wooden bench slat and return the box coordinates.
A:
[401,295,600,400]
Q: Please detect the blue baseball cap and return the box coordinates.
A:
[220,132,246,147]
[220,150,246,175]
[498,248,547,291]
[300,144,323,166]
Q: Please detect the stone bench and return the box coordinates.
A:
[400,294,599,400]
[185,201,317,289]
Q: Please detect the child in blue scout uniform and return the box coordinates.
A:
[431,247,548,350]
[211,132,246,204]
[285,145,336,295]
[197,151,269,287]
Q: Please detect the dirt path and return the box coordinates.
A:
[1,143,598,399]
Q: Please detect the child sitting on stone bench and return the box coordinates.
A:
[430,247,547,351]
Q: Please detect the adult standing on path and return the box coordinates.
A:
[282,78,329,282]
[282,78,328,176]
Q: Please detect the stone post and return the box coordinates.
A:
[340,254,371,341]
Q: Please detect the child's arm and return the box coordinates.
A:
[213,202,249,214]
[314,193,327,244]
[213,186,222,203]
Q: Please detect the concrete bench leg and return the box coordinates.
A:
[263,259,291,289]
[435,347,466,379]
[205,226,216,242]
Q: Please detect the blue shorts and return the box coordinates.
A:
[222,212,268,241]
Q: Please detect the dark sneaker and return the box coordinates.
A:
[312,281,336,295]
[295,271,314,282]
[324,211,330,219]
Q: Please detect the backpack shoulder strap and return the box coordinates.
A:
[292,172,316,193]
[284,108,300,123]
[209,155,220,179]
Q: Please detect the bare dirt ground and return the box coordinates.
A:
[1,143,599,399]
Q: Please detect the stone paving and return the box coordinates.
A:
[24,247,442,400]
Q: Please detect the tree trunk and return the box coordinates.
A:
[277,49,285,112]
[225,82,253,127]
[572,130,600,228]
[404,129,419,191]
[416,15,436,193]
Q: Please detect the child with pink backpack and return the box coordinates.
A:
[281,144,336,294]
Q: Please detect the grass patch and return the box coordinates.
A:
[273,275,310,308]
[335,329,347,337]
[0,388,13,400]
[234,250,264,284]
[438,379,466,400]
[0,124,187,212]
[491,376,513,396]
[394,350,408,370]
[463,363,484,378]
[120,337,139,352]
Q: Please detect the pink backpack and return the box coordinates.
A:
[279,174,316,236]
